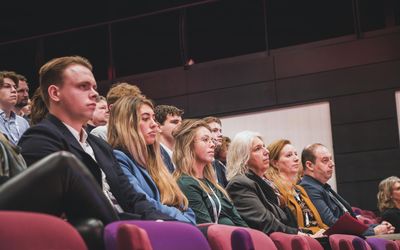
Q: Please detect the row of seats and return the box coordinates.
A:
[1,211,399,250]
[352,206,382,225]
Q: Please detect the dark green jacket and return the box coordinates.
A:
[177,174,247,227]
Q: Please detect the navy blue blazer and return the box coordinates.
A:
[299,175,355,226]
[212,160,228,187]
[300,175,375,235]
[18,114,174,221]
[160,145,175,173]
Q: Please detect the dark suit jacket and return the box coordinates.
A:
[160,145,175,173]
[212,160,228,187]
[226,171,298,234]
[299,175,355,227]
[18,114,174,221]
[300,175,376,236]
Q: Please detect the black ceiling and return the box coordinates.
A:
[0,1,217,43]
[0,0,397,90]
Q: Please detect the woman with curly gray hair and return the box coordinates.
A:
[377,176,400,233]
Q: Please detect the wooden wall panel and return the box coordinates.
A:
[276,60,400,104]
[119,68,187,99]
[186,57,275,93]
[335,149,400,182]
[275,32,400,78]
[339,180,381,211]
[332,119,399,153]
[187,81,276,117]
[153,95,188,115]
[330,90,396,125]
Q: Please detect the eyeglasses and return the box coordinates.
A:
[195,136,215,145]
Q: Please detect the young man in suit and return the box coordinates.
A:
[154,104,183,173]
[18,56,173,221]
[203,116,228,187]
[300,143,394,236]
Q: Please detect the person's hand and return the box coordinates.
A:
[374,221,395,235]
[380,221,395,234]
[297,229,326,238]
[311,229,326,238]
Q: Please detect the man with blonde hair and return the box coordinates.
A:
[203,116,228,187]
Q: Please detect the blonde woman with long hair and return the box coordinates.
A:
[377,176,400,233]
[267,139,327,235]
[108,96,195,224]
[173,119,247,226]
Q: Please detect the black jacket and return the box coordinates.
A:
[226,171,298,234]
[19,114,174,221]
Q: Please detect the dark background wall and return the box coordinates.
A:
[1,0,400,211]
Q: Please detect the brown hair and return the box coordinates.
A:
[154,105,184,125]
[106,82,142,106]
[202,116,221,125]
[173,119,229,198]
[30,87,48,125]
[39,56,92,108]
[0,71,19,88]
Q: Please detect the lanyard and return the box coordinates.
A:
[205,181,222,224]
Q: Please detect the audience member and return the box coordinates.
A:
[14,73,30,119]
[215,136,230,165]
[91,82,142,141]
[300,143,394,236]
[203,116,228,187]
[226,131,299,234]
[173,119,247,226]
[0,71,30,145]
[267,139,328,234]
[108,96,195,224]
[154,104,183,173]
[377,176,400,233]
[29,87,48,126]
[18,55,174,222]
[86,95,109,133]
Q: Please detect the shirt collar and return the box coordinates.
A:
[0,109,16,120]
[160,143,173,157]
[63,122,88,144]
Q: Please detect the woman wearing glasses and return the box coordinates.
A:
[173,119,247,226]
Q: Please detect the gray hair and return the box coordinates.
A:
[226,131,264,180]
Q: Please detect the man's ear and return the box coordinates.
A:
[305,160,314,171]
[48,85,60,102]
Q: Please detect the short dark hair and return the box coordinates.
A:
[202,116,221,125]
[0,71,19,88]
[154,105,184,125]
[15,73,27,82]
[301,143,325,168]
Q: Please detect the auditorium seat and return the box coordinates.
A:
[0,211,87,250]
[270,232,323,250]
[329,234,371,250]
[366,237,399,250]
[199,224,277,250]
[104,220,210,250]
[116,223,152,250]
